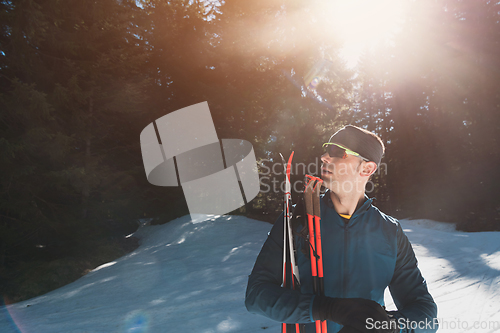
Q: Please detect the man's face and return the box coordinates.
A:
[320,148,365,194]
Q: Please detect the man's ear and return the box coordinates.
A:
[360,161,377,177]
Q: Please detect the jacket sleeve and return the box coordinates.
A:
[245,213,315,324]
[388,224,438,333]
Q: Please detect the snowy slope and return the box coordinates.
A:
[0,215,499,333]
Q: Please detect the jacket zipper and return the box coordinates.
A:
[342,223,349,297]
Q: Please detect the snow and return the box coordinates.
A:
[1,215,499,333]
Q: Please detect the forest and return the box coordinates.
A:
[1,0,499,302]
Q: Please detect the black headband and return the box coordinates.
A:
[329,125,384,166]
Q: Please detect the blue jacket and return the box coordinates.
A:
[245,193,438,333]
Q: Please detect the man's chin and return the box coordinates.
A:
[320,173,334,185]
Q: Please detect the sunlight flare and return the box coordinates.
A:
[312,0,408,67]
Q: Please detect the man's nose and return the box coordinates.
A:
[321,153,331,163]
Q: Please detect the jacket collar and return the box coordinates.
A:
[322,190,374,219]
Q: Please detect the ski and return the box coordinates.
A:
[280,152,303,333]
[304,175,326,333]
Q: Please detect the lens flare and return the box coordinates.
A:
[303,58,333,90]
[1,297,23,333]
[309,77,320,89]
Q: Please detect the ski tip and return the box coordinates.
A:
[287,152,294,166]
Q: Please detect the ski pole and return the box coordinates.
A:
[312,178,327,333]
[304,177,318,295]
[304,175,325,333]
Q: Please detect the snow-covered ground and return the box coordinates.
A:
[1,215,499,333]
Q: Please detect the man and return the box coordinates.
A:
[245,125,438,333]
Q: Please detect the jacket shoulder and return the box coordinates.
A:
[368,205,401,231]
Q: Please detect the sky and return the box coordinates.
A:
[0,214,499,332]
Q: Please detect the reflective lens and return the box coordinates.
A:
[322,143,369,161]
[323,144,348,159]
